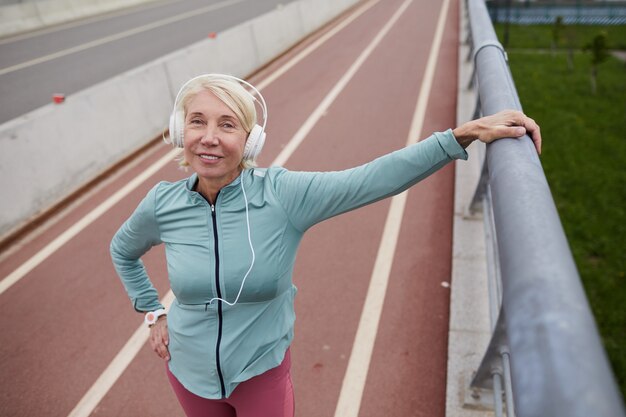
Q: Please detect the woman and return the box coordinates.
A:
[110,74,541,417]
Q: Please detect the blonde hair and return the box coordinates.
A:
[170,74,259,169]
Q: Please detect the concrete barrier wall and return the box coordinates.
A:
[0,1,41,35]
[0,0,359,237]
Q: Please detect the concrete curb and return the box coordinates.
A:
[0,0,359,238]
[446,0,493,416]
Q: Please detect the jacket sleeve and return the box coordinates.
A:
[110,183,164,312]
[269,130,468,231]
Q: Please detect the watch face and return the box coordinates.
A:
[146,312,155,323]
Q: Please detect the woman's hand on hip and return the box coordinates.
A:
[149,315,170,361]
[453,109,542,155]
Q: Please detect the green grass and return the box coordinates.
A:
[495,23,626,50]
[496,25,626,398]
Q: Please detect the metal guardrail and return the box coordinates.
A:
[464,0,626,416]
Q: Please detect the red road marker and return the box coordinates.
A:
[208,32,217,39]
[52,94,65,104]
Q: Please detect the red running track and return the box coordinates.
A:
[0,0,460,415]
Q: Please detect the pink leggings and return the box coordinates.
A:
[166,350,294,417]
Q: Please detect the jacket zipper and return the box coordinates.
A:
[210,203,226,398]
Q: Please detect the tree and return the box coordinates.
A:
[564,25,576,71]
[551,16,564,57]
[552,16,575,71]
[584,31,610,94]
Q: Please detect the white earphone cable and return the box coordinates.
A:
[208,175,255,306]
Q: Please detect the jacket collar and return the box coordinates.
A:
[185,171,246,203]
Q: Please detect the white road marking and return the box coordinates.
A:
[0,0,184,45]
[332,0,451,415]
[67,291,175,417]
[0,0,246,76]
[255,0,380,91]
[272,0,410,167]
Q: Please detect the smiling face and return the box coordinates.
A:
[183,89,248,197]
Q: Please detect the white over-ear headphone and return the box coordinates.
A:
[168,74,268,162]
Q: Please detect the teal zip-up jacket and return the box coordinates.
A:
[110,130,467,399]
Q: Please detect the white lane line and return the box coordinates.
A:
[332,0,451,415]
[0,148,181,297]
[67,291,175,417]
[0,0,184,45]
[0,0,246,76]
[272,0,412,167]
[255,0,380,91]
[59,3,381,416]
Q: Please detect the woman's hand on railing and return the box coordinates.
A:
[452,110,542,155]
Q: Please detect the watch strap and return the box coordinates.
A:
[144,308,167,327]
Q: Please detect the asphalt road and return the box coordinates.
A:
[0,0,461,415]
[0,0,295,123]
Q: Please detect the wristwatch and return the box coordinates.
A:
[144,308,167,327]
